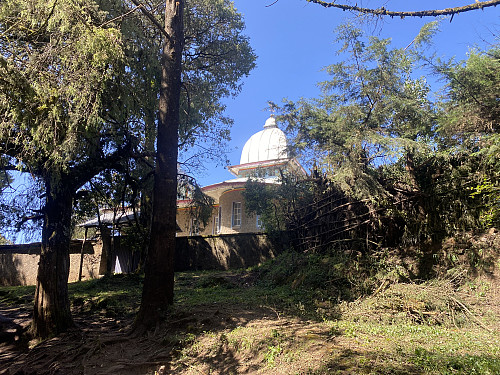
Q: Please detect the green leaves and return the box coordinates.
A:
[0,0,125,174]
[276,23,499,250]
[439,47,500,138]
[179,0,256,166]
[284,24,437,199]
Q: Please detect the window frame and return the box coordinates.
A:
[190,218,200,236]
[231,201,242,228]
[214,206,222,234]
[256,214,263,230]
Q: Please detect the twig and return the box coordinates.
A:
[99,5,143,28]
[450,296,493,332]
[306,0,500,18]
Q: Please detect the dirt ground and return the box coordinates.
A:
[1,236,499,375]
[1,300,338,375]
[1,276,499,375]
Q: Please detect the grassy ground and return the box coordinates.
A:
[1,242,499,374]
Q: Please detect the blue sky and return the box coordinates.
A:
[194,0,499,187]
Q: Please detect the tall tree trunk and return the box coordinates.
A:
[32,179,74,338]
[135,0,184,330]
[137,109,156,271]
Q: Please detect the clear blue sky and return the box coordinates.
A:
[194,0,499,187]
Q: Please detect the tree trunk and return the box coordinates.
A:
[137,109,156,271]
[32,179,74,338]
[134,0,184,330]
[98,226,113,276]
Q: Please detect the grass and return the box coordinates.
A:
[69,274,144,317]
[0,284,34,306]
[1,248,499,374]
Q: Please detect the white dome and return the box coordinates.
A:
[240,116,288,164]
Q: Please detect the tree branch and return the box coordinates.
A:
[129,0,173,42]
[99,4,143,28]
[306,0,500,18]
[15,214,44,229]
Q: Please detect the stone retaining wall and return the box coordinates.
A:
[0,241,101,286]
[0,233,276,286]
[175,233,275,271]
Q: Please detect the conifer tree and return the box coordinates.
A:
[0,0,133,337]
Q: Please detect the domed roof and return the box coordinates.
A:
[240,116,288,164]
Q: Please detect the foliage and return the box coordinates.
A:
[71,0,256,255]
[258,24,500,254]
[470,176,500,227]
[188,184,216,230]
[0,0,256,237]
[281,23,437,199]
[245,173,384,253]
[0,0,126,174]
[437,47,500,228]
[180,0,256,167]
[0,0,145,338]
[438,47,499,136]
[244,177,310,233]
[1,245,498,374]
[345,280,476,327]
[0,0,136,240]
[257,250,365,303]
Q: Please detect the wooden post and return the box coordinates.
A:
[78,227,88,282]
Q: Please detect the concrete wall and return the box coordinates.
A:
[218,189,259,234]
[0,240,101,286]
[175,233,275,271]
[0,233,276,286]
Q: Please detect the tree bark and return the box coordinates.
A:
[137,109,156,271]
[134,0,184,330]
[31,179,74,339]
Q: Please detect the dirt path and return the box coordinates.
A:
[0,302,31,371]
[1,303,300,375]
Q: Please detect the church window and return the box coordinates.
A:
[232,202,242,227]
[214,206,221,234]
[256,214,263,229]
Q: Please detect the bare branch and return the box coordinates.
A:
[306,0,500,18]
[266,0,280,7]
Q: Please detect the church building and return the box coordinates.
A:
[74,115,306,275]
[176,116,306,236]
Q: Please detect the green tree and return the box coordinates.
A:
[119,0,256,272]
[0,0,136,338]
[131,0,184,331]
[274,24,498,252]
[1,0,254,337]
[180,0,256,163]
[130,0,255,331]
[437,47,500,228]
[282,23,437,199]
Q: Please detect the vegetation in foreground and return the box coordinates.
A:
[1,231,499,375]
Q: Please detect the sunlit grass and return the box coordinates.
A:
[1,265,498,374]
